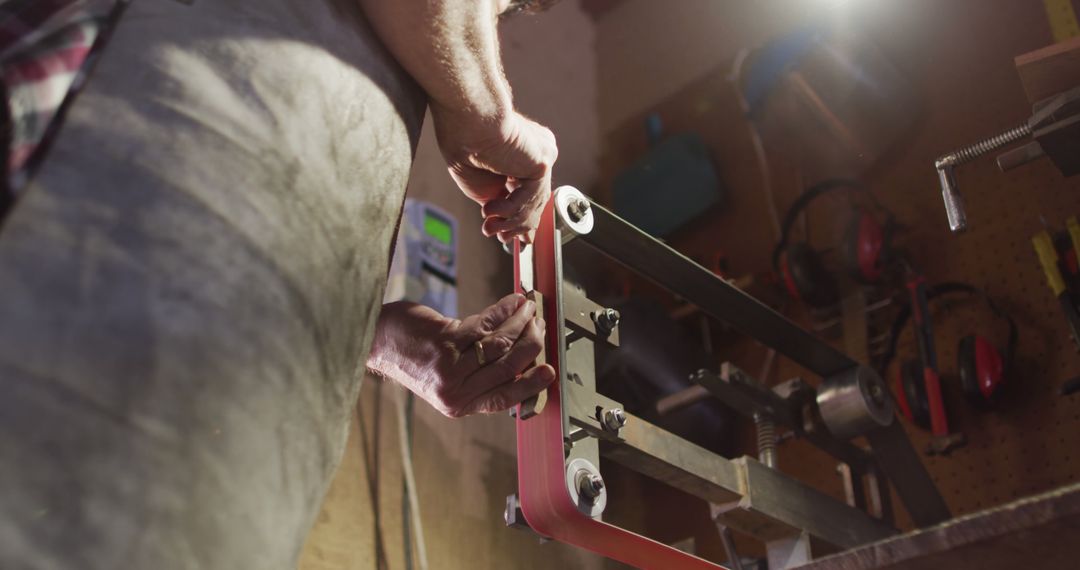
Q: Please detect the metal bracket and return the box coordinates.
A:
[511,188,949,570]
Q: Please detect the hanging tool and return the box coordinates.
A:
[1062,376,1080,396]
[906,274,965,455]
[1043,0,1080,42]
[934,84,1080,232]
[1032,229,1080,351]
[1067,216,1080,282]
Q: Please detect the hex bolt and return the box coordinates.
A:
[592,308,621,336]
[601,407,627,432]
[868,382,886,407]
[567,197,591,223]
[576,469,605,501]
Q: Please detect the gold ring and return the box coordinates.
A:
[475,340,486,366]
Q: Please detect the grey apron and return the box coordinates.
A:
[0,0,425,568]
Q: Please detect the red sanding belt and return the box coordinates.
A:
[512,199,722,569]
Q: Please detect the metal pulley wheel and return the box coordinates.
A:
[816,365,895,440]
[554,185,595,240]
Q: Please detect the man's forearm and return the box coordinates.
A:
[361,0,558,243]
[359,0,513,124]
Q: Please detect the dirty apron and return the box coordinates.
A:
[0,0,425,568]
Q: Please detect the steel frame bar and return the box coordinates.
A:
[577,200,949,528]
[578,203,854,377]
[513,195,949,570]
[600,413,896,549]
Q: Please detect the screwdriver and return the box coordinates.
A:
[1033,230,1080,351]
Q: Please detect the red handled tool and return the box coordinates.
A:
[906,274,965,455]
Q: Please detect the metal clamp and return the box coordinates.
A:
[934,122,1032,232]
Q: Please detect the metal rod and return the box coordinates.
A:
[570,197,951,528]
[604,413,897,548]
[716,525,745,570]
[578,203,856,377]
[865,423,950,526]
[655,385,710,416]
[996,140,1045,172]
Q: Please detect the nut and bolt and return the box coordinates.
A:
[567,197,591,223]
[576,469,605,501]
[868,382,886,406]
[592,308,620,335]
[601,407,627,432]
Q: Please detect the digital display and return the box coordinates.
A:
[423,211,453,245]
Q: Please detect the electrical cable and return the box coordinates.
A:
[395,389,429,570]
[770,178,867,271]
[401,391,413,570]
[730,48,782,242]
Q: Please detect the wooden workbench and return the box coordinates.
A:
[797,482,1080,570]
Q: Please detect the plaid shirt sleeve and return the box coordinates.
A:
[0,0,117,202]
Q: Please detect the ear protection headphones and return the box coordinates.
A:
[772,179,894,309]
[879,283,1018,428]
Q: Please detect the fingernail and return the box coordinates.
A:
[535,316,546,329]
[525,299,535,312]
[540,365,556,382]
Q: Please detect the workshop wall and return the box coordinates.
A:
[301,0,1080,567]
[591,0,1080,548]
[298,2,605,569]
[593,0,827,133]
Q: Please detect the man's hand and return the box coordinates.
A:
[432,107,558,245]
[358,0,559,244]
[367,294,556,417]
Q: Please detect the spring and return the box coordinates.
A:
[754,413,777,469]
[953,123,1031,164]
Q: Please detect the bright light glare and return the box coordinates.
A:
[813,0,856,10]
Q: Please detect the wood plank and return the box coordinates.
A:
[795,483,1080,570]
[1015,36,1080,104]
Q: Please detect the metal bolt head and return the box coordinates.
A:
[868,382,885,406]
[593,308,621,335]
[576,470,605,500]
[565,458,607,515]
[567,197,591,223]
[602,407,627,431]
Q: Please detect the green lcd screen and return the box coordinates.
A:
[423,212,453,245]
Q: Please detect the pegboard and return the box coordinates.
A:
[593,0,1080,535]
[838,0,1080,526]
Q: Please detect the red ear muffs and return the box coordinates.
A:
[779,253,802,301]
[842,212,885,283]
[780,242,838,309]
[898,358,931,430]
[959,334,1006,406]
